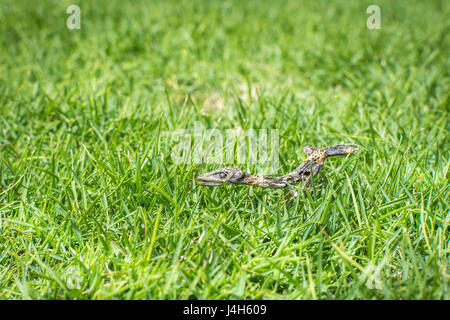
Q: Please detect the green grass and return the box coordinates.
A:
[0,0,449,299]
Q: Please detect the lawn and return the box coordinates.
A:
[0,0,448,299]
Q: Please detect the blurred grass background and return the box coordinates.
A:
[0,0,448,299]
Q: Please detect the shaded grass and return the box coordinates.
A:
[0,0,449,299]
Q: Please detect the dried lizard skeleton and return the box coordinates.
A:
[196,144,364,198]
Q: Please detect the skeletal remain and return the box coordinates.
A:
[196,144,364,197]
